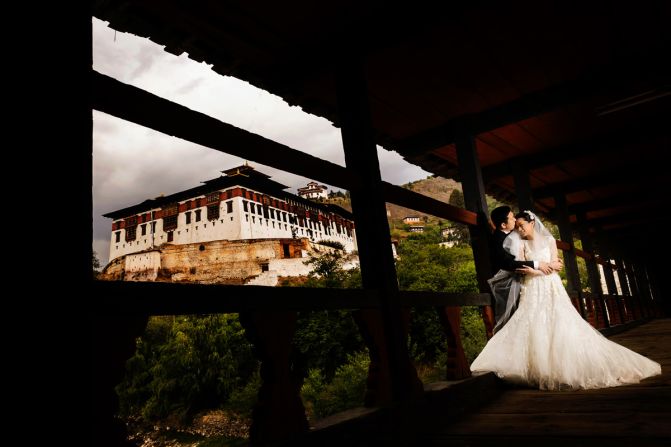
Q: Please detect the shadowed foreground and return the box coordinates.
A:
[293,319,670,446]
[420,318,670,446]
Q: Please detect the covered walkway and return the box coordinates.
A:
[423,319,670,446]
[89,2,670,445]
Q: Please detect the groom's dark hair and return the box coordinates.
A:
[491,206,512,229]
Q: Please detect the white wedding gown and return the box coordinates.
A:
[471,241,661,390]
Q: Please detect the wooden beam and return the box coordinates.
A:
[395,61,669,157]
[554,194,581,295]
[576,212,606,305]
[92,71,357,191]
[92,70,476,227]
[92,281,492,314]
[581,211,671,230]
[482,119,668,182]
[532,165,666,199]
[335,54,417,402]
[399,291,491,307]
[567,190,666,215]
[574,248,593,260]
[512,160,534,212]
[382,182,477,226]
[455,135,496,338]
[91,281,380,314]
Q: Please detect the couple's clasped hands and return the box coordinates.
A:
[515,259,563,276]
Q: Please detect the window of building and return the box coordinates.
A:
[252,216,255,224]
[115,231,120,243]
[270,209,275,219]
[185,211,191,224]
[245,214,249,222]
[282,212,287,222]
[141,224,147,236]
[195,209,202,222]
[226,201,233,213]
[125,226,137,242]
[261,262,269,272]
[163,215,178,231]
[167,231,174,242]
[243,201,248,212]
[207,192,220,203]
[207,204,220,221]
[151,222,156,233]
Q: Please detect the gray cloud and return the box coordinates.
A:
[92,18,430,266]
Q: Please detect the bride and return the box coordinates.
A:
[470,210,661,390]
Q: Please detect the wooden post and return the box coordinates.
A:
[575,212,610,328]
[455,136,495,338]
[92,314,149,447]
[512,160,535,213]
[335,55,422,403]
[594,234,619,295]
[615,259,631,295]
[614,258,633,320]
[632,262,653,318]
[553,194,584,316]
[239,311,308,444]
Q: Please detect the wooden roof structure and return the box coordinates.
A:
[90,3,670,445]
[93,0,670,259]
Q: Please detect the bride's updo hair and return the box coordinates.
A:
[515,210,535,223]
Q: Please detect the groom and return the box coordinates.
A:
[488,206,553,327]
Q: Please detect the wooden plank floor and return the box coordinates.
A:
[421,318,671,446]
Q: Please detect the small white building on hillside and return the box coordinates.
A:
[297,181,328,199]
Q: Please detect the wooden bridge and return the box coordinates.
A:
[88,2,671,445]
[269,318,668,446]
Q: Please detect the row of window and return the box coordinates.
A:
[116,197,353,243]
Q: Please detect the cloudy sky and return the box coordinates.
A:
[92,18,431,265]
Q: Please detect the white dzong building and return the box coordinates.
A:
[103,165,357,263]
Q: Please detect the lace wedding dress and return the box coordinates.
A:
[470,240,661,390]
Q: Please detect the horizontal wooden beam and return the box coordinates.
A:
[93,70,477,227]
[399,291,491,307]
[574,248,593,260]
[395,59,668,157]
[382,182,477,226]
[482,119,668,182]
[556,240,572,251]
[532,164,666,199]
[91,281,381,314]
[581,211,671,230]
[90,281,492,315]
[92,70,357,191]
[567,189,666,215]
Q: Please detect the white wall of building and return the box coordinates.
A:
[109,186,357,262]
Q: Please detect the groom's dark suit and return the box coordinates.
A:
[489,229,535,329]
[489,229,534,274]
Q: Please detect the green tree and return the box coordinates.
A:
[92,250,102,278]
[116,314,258,423]
[446,189,470,246]
[396,242,481,366]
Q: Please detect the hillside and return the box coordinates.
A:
[386,176,461,222]
[316,176,463,224]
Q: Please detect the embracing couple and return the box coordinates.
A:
[487,206,562,333]
[470,206,661,390]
